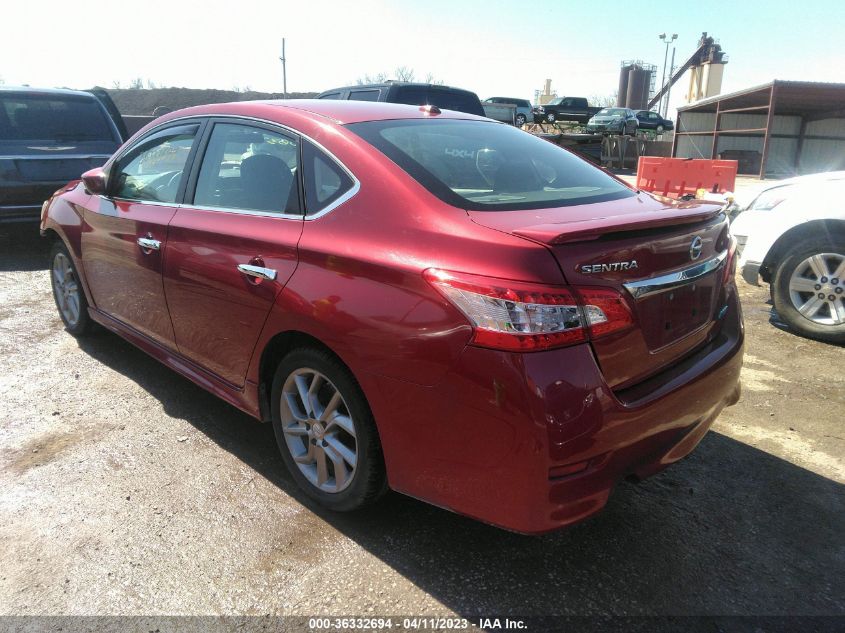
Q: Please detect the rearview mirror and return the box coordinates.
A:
[81,167,108,195]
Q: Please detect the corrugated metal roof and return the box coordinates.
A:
[678,80,845,115]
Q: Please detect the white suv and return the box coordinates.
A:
[731,171,845,344]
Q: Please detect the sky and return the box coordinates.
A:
[2,0,845,117]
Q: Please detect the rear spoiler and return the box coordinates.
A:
[513,204,724,245]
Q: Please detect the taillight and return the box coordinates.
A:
[424,269,633,352]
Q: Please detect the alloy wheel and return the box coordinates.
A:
[52,252,81,327]
[279,368,358,493]
[788,252,845,326]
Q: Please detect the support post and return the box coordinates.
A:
[671,112,680,157]
[759,82,777,179]
[794,116,807,174]
[710,100,721,159]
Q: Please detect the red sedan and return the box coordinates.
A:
[41,100,743,533]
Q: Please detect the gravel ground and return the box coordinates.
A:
[0,224,843,620]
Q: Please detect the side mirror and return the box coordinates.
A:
[81,167,108,196]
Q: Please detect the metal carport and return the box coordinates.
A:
[671,80,845,178]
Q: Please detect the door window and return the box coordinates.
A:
[192,122,301,215]
[111,124,199,203]
[302,141,355,215]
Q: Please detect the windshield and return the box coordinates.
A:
[597,108,626,117]
[0,94,117,142]
[346,119,634,211]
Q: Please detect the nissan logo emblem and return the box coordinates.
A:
[690,236,703,261]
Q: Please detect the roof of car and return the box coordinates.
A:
[159,99,490,126]
[319,81,477,95]
[0,85,99,98]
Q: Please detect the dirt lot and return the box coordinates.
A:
[0,224,843,622]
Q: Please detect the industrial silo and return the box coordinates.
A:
[617,64,632,107]
[626,66,650,110]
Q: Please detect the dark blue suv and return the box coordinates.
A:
[1,87,125,223]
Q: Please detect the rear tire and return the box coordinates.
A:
[270,347,387,511]
[771,235,845,344]
[515,113,526,127]
[656,125,665,134]
[49,241,93,337]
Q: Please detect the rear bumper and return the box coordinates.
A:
[0,204,43,223]
[363,289,744,534]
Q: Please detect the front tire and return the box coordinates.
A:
[270,347,387,511]
[50,241,92,337]
[546,112,556,123]
[771,236,845,344]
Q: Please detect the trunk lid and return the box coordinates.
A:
[469,193,731,388]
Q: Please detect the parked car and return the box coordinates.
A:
[481,100,516,125]
[317,82,484,117]
[634,110,674,133]
[586,108,639,135]
[41,100,743,534]
[483,97,533,126]
[0,86,124,223]
[538,96,601,124]
[731,171,845,343]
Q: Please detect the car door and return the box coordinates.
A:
[81,121,203,347]
[163,119,304,387]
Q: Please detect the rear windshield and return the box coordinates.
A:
[391,87,485,117]
[0,94,116,142]
[346,119,633,211]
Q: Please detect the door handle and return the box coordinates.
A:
[137,237,161,251]
[237,264,277,281]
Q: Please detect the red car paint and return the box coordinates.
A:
[41,100,743,533]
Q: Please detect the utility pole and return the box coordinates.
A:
[658,33,677,113]
[280,38,287,99]
[664,45,677,118]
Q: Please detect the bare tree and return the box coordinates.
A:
[145,79,158,90]
[129,77,144,90]
[356,72,389,85]
[394,66,415,82]
[589,92,618,107]
[423,72,444,86]
[111,80,122,89]
[356,68,443,85]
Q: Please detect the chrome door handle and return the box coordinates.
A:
[137,237,161,251]
[237,264,277,281]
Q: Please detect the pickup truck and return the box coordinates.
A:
[537,97,601,124]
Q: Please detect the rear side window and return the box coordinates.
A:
[111,124,198,203]
[349,90,381,102]
[0,94,116,142]
[192,123,300,215]
[319,93,341,100]
[346,119,633,211]
[391,87,484,116]
[302,141,355,215]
